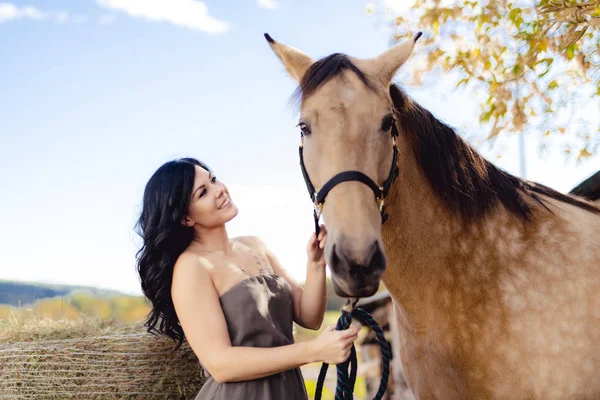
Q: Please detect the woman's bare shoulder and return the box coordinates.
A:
[173,250,216,281]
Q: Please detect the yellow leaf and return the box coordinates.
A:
[487,125,502,139]
[456,78,470,88]
[558,127,566,134]
[544,130,550,137]
[577,148,592,160]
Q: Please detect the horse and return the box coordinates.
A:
[265,33,600,399]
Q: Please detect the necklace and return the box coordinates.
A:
[238,264,248,275]
[229,240,247,275]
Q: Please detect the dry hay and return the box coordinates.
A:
[0,312,205,399]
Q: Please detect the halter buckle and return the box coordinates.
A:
[300,136,304,148]
[378,198,385,212]
[313,193,323,219]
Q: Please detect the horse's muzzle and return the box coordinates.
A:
[329,240,386,298]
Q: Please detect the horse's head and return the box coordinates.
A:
[266,33,420,297]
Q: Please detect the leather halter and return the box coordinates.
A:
[299,123,400,235]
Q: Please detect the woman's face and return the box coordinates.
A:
[185,165,238,228]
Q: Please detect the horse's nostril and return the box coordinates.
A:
[331,244,340,265]
[367,241,386,271]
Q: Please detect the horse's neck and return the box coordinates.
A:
[381,134,525,322]
[381,136,455,302]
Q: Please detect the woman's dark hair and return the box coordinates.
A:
[135,157,211,348]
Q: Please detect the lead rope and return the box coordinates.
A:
[314,299,391,400]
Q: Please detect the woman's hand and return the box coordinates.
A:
[307,225,327,267]
[309,324,360,364]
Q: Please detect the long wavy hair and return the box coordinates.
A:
[135,157,211,348]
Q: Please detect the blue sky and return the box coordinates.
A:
[1,0,598,295]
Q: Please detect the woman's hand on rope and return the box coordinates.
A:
[310,324,360,364]
[307,224,327,268]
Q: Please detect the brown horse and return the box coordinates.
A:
[266,34,600,399]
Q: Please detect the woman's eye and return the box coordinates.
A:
[298,123,311,136]
[211,176,217,183]
[199,189,207,198]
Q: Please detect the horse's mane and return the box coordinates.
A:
[293,52,600,222]
[389,84,599,221]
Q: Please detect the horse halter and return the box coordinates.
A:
[299,122,400,235]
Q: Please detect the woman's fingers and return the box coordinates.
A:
[308,232,318,248]
[340,325,360,338]
[317,225,327,239]
[320,233,327,249]
[317,225,327,249]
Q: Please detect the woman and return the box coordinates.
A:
[136,157,360,399]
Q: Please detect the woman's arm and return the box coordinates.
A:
[172,254,319,383]
[252,233,328,331]
[172,250,359,383]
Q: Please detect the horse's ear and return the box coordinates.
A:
[264,33,314,83]
[368,32,422,84]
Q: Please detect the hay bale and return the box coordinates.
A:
[0,314,205,399]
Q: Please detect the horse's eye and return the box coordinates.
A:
[298,123,312,136]
[381,115,396,132]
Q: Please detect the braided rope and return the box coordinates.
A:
[314,307,391,400]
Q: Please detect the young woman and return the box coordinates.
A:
[136,157,360,399]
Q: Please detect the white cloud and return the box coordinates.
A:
[20,5,43,19]
[0,3,44,23]
[257,0,279,10]
[0,3,19,23]
[96,0,229,34]
[0,3,86,25]
[98,14,116,26]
